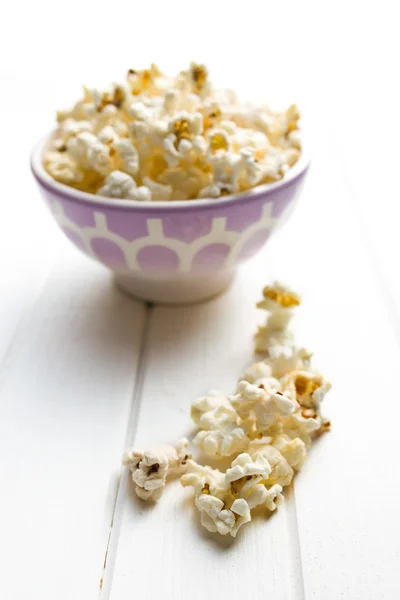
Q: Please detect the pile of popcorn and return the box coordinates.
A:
[123,282,331,538]
[44,63,302,201]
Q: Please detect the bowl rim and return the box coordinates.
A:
[31,133,310,211]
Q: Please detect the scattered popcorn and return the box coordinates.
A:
[255,281,301,355]
[122,281,331,539]
[44,64,302,200]
[123,439,190,501]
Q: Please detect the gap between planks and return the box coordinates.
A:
[99,302,153,598]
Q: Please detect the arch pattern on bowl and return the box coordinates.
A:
[51,200,283,275]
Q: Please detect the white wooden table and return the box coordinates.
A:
[1,3,400,598]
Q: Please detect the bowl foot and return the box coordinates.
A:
[114,270,235,305]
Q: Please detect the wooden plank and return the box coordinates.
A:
[284,148,400,599]
[0,113,61,361]
[0,247,147,600]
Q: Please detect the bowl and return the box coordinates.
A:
[31,135,310,304]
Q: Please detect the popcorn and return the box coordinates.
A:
[265,346,312,379]
[257,281,301,313]
[242,362,271,382]
[281,370,332,409]
[255,282,301,356]
[98,125,119,145]
[182,456,262,537]
[272,434,307,470]
[194,494,251,537]
[113,139,139,176]
[190,391,250,458]
[225,452,271,485]
[45,64,302,199]
[123,439,190,501]
[142,176,172,201]
[282,410,322,447]
[225,453,272,513]
[231,381,296,434]
[264,484,284,511]
[191,390,237,429]
[122,280,331,540]
[59,118,93,140]
[97,171,151,201]
[43,151,83,185]
[240,361,281,392]
[248,439,294,487]
[181,460,225,495]
[193,427,249,457]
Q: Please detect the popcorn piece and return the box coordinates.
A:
[191,390,237,430]
[255,325,295,355]
[281,370,332,409]
[193,426,249,458]
[59,118,93,140]
[282,410,322,447]
[242,361,272,383]
[240,361,281,392]
[249,439,294,487]
[114,139,139,177]
[43,151,83,185]
[97,171,151,201]
[272,434,307,470]
[264,484,284,511]
[142,176,172,201]
[190,386,251,460]
[98,125,119,145]
[124,439,190,501]
[225,453,272,511]
[181,460,226,498]
[182,461,251,536]
[225,452,271,485]
[234,148,264,189]
[257,281,301,316]
[255,282,301,356]
[183,457,259,537]
[208,130,231,154]
[194,494,251,537]
[265,346,312,379]
[197,182,234,199]
[190,62,209,95]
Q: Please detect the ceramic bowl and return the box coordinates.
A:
[31,136,309,304]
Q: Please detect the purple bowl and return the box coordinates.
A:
[31,136,309,303]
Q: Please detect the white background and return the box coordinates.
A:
[0,2,399,599]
